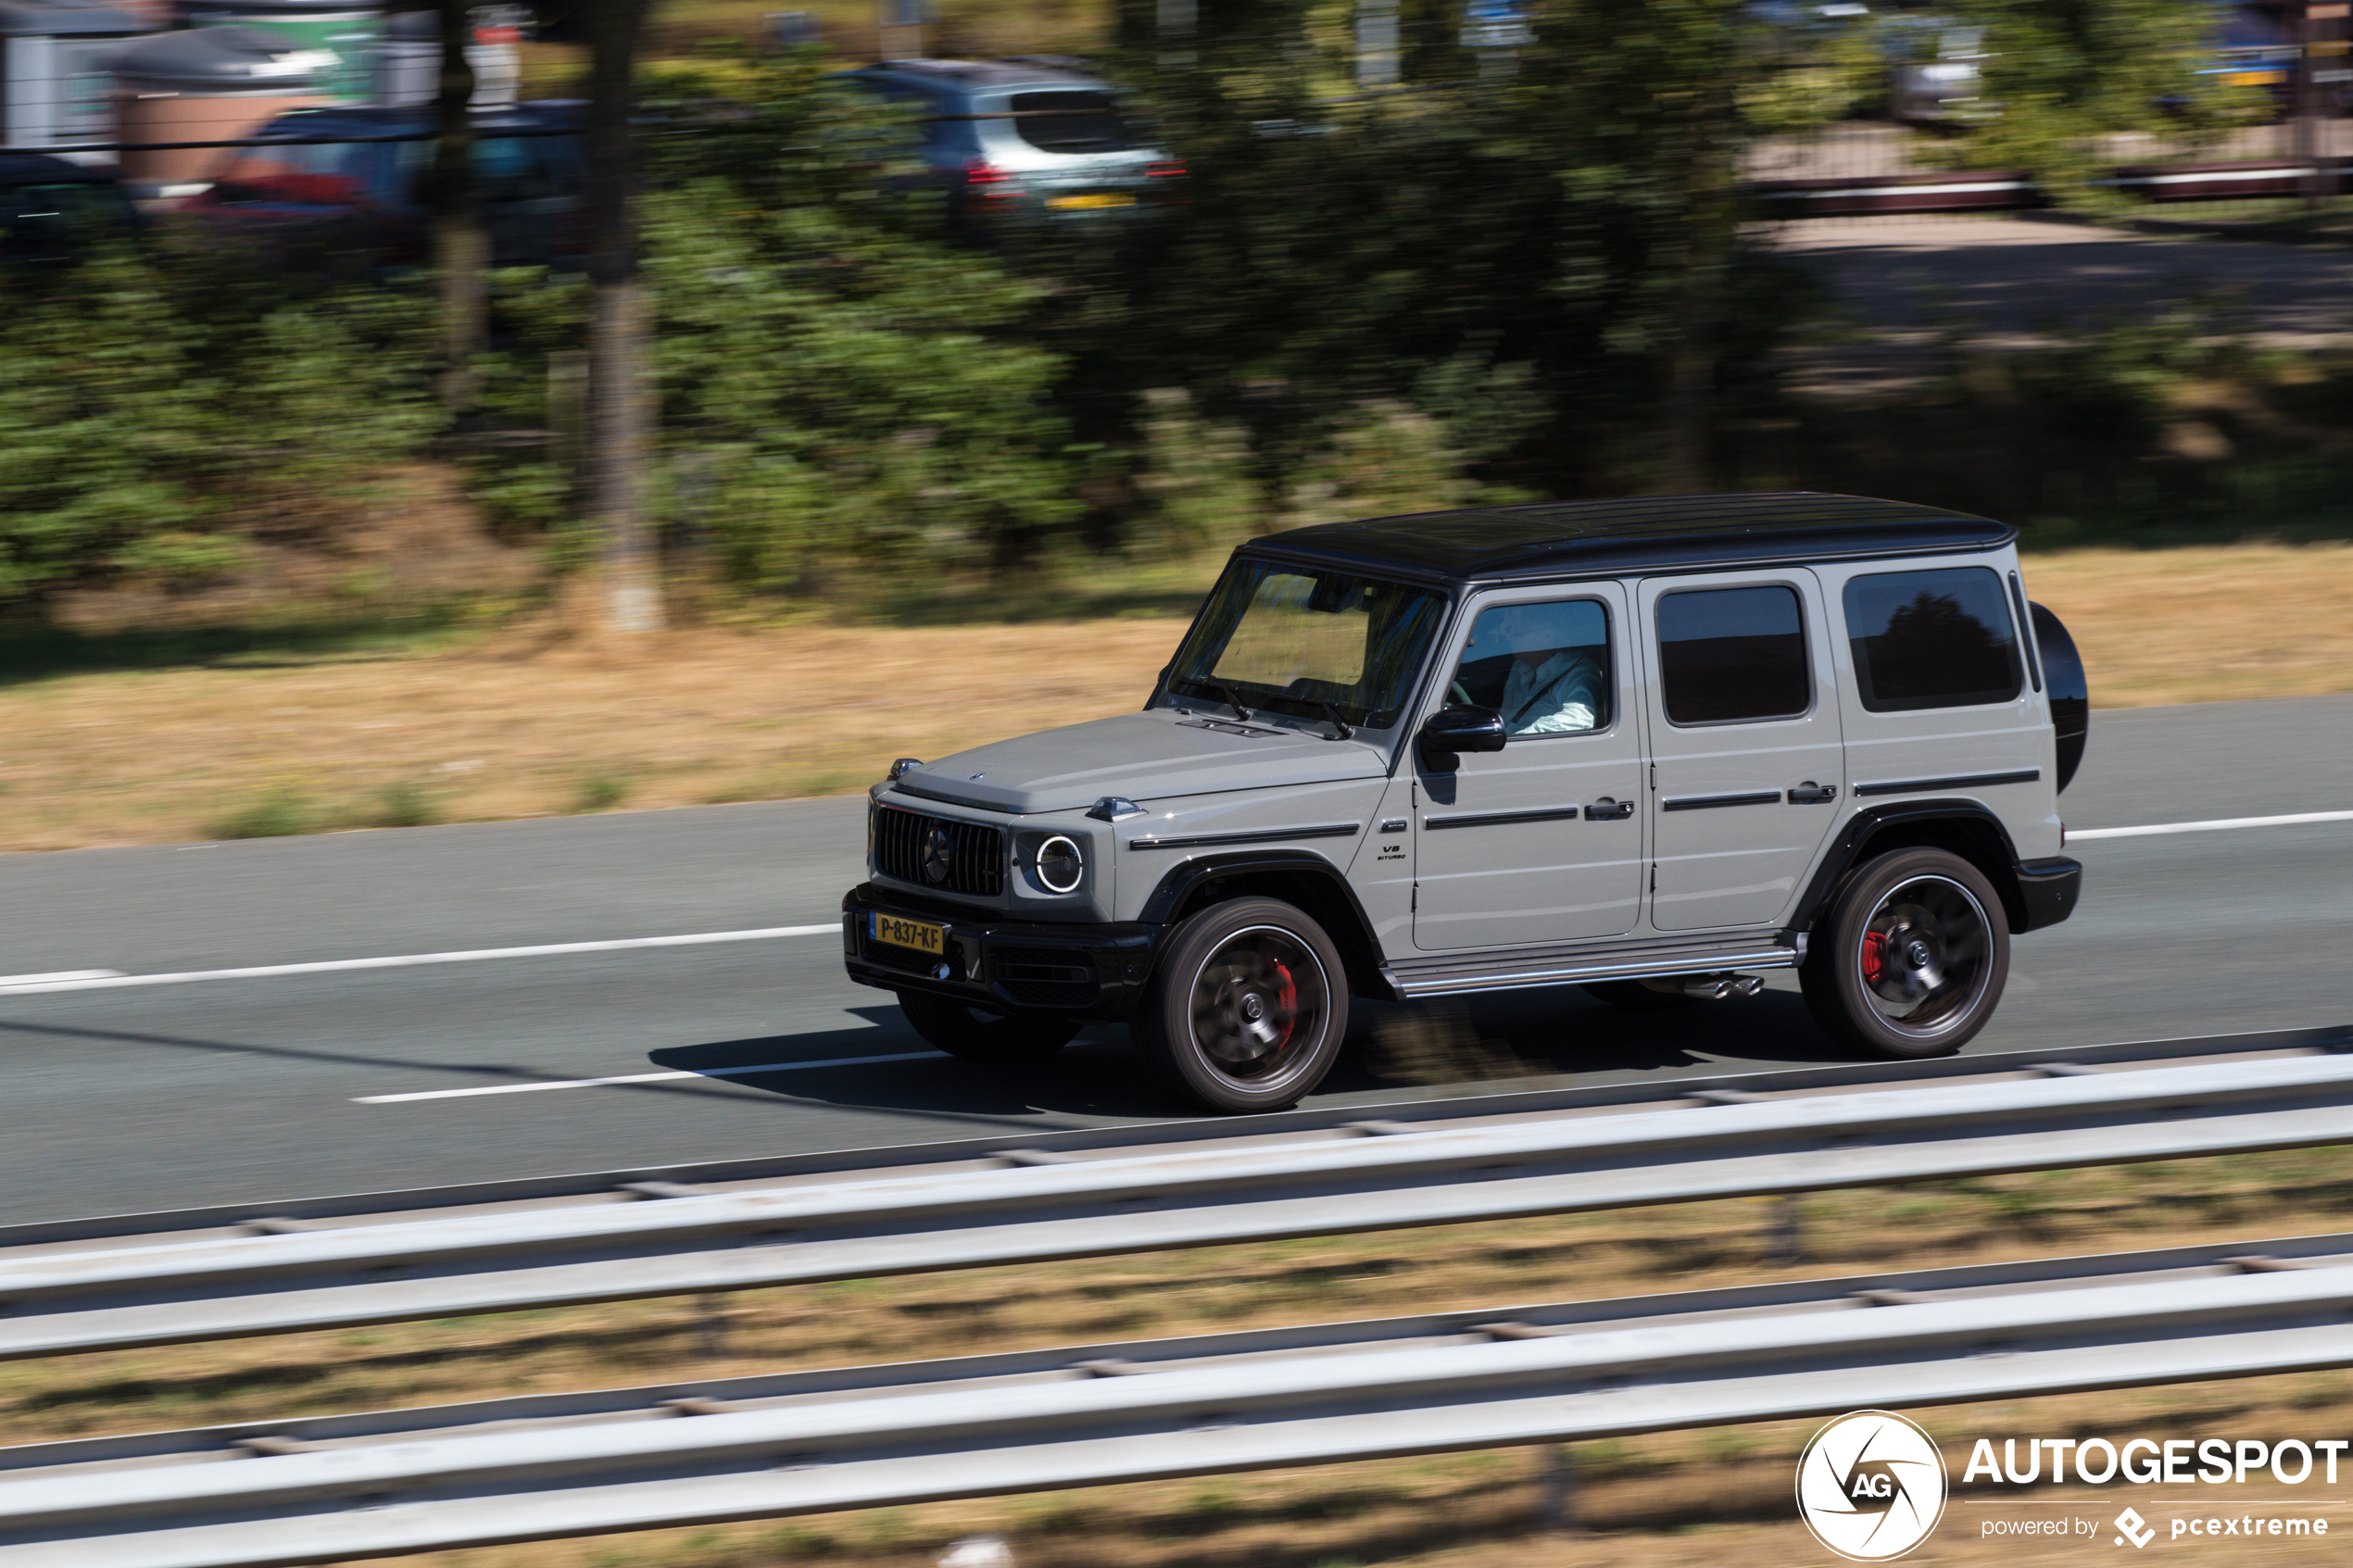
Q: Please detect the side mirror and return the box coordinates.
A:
[1418,707,1507,768]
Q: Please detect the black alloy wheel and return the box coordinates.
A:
[1801,847,2010,1060]
[1135,897,1350,1113]
[898,991,1079,1065]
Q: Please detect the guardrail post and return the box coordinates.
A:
[697,1292,729,1360]
[1538,1444,1578,1532]
[1769,1194,1804,1264]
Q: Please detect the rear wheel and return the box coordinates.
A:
[1133,897,1350,1113]
[1800,847,2009,1059]
[898,991,1078,1065]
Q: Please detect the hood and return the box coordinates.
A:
[889,710,1389,815]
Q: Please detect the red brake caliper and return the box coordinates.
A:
[1268,960,1299,1049]
[1861,930,1886,985]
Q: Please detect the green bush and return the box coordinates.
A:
[0,248,434,615]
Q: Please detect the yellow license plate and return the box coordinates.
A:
[2225,69,2285,86]
[872,912,947,956]
[1047,192,1136,210]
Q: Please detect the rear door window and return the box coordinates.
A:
[1008,91,1132,153]
[1842,566,2022,711]
[1655,584,1810,724]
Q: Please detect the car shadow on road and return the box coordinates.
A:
[651,987,1867,1121]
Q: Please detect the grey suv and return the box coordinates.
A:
[837,58,1181,226]
[842,494,2089,1112]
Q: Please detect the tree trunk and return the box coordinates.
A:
[585,0,661,633]
[433,0,486,413]
[1659,75,1738,495]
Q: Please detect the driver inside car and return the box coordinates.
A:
[1480,604,1604,735]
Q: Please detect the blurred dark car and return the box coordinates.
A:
[0,154,140,265]
[2189,1,2312,114]
[836,58,1182,229]
[179,102,586,267]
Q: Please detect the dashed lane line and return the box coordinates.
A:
[0,927,839,996]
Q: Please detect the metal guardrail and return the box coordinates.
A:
[2,1026,2347,1360]
[7,1227,2353,1566]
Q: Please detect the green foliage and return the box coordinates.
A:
[0,248,434,613]
[1135,387,1265,550]
[569,768,632,813]
[1279,400,1475,529]
[1053,0,1808,503]
[1944,0,2271,200]
[206,791,319,841]
[367,779,441,829]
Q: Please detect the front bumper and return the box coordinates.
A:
[2014,855,2084,933]
[840,882,1163,1021]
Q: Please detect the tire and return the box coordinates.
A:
[1132,897,1351,1113]
[1580,980,1701,1011]
[1800,847,2010,1060]
[898,991,1078,1065]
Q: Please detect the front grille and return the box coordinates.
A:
[861,936,938,976]
[992,945,1098,1009]
[874,806,1005,897]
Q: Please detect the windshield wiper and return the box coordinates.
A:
[1314,700,1355,740]
[1211,683,1255,721]
[1171,676,1256,722]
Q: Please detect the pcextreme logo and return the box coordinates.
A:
[1795,1411,1951,1562]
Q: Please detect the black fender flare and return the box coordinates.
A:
[1138,849,1393,998]
[1786,801,2036,939]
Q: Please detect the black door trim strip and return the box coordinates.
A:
[1855,769,2042,797]
[1661,791,1783,812]
[1422,806,1585,831]
[1126,823,1360,850]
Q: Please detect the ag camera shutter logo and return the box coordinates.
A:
[1795,1411,1949,1561]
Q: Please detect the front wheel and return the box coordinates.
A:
[1132,897,1351,1113]
[1800,847,2009,1060]
[898,992,1078,1065]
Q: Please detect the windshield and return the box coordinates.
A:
[1164,559,1446,731]
[1008,90,1134,153]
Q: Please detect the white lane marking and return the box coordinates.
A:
[355,1051,938,1103]
[0,970,124,986]
[2072,809,2353,842]
[0,926,840,996]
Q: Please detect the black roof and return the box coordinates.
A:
[0,152,116,186]
[1246,492,2012,584]
[243,101,585,139]
[850,57,1105,93]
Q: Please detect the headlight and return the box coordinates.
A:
[1035,834,1085,894]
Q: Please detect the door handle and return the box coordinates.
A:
[1786,782,1839,805]
[1585,797,1636,821]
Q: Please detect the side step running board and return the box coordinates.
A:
[1383,942,1800,999]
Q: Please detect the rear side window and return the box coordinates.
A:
[1656,584,1809,724]
[1008,91,1132,153]
[1843,567,2022,711]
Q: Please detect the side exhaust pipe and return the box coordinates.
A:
[1680,972,1765,1000]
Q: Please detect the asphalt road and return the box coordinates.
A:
[2,695,2347,1227]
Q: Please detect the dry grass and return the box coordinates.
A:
[2021,542,2353,709]
[0,617,1190,853]
[9,1148,2353,1564]
[2,541,2347,852]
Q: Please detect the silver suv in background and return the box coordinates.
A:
[837,57,1183,228]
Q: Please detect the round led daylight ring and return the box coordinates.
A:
[1035,834,1085,894]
